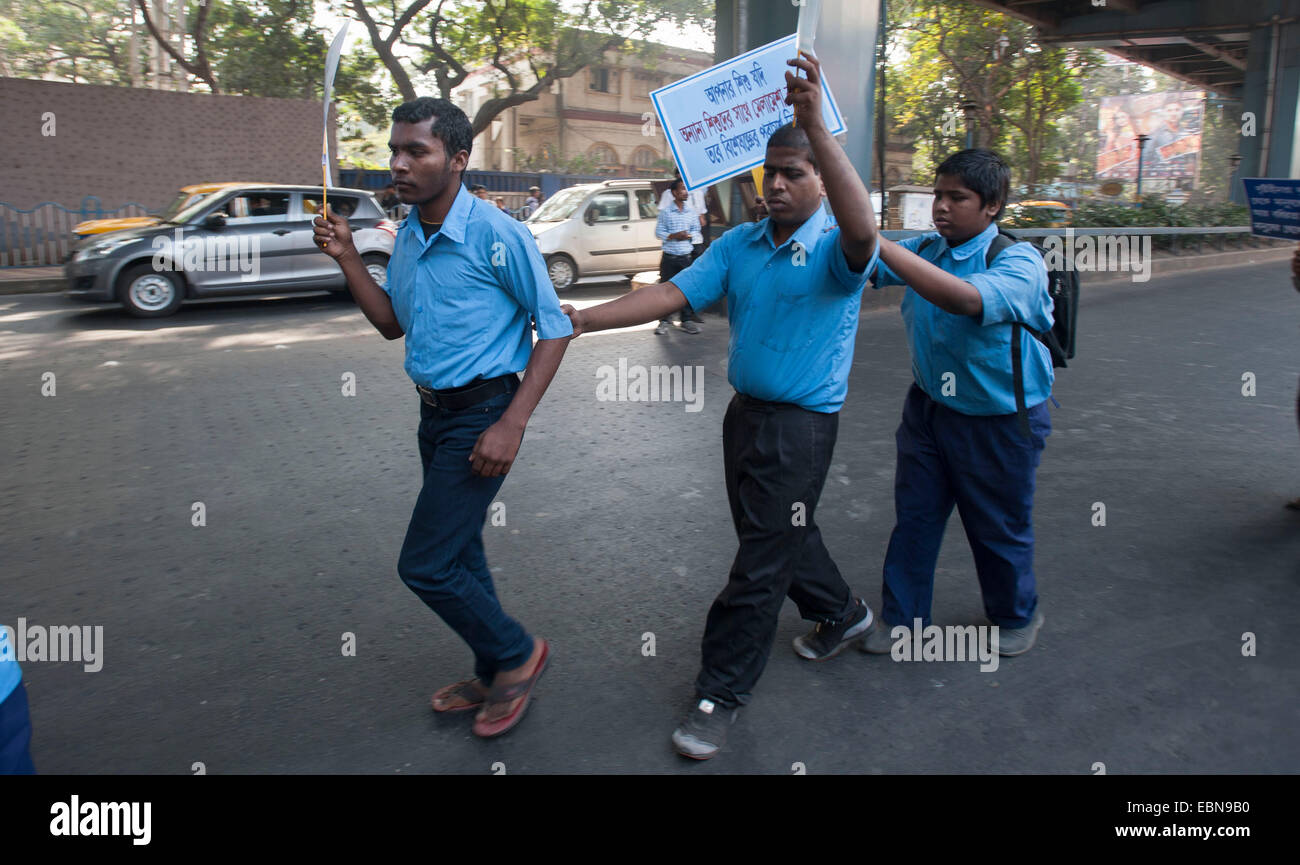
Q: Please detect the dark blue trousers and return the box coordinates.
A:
[881,383,1050,629]
[397,390,533,682]
[0,682,36,774]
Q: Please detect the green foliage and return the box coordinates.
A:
[344,0,713,134]
[0,0,135,84]
[886,0,1100,193]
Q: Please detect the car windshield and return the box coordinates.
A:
[158,190,210,223]
[528,187,590,222]
[170,191,235,225]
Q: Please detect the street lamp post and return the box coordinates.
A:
[961,99,978,149]
[1135,134,1150,205]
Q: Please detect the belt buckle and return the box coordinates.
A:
[417,385,438,407]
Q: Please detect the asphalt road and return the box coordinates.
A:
[2,263,1297,775]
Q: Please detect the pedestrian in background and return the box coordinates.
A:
[523,186,542,218]
[654,179,703,335]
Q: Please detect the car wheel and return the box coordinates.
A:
[118,262,184,318]
[361,253,389,290]
[546,254,577,291]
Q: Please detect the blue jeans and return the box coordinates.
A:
[0,682,35,774]
[881,383,1050,629]
[397,391,533,681]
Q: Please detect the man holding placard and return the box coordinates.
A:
[563,52,879,760]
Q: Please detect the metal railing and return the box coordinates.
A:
[881,226,1282,254]
[0,199,158,267]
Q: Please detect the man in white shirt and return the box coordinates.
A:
[654,179,703,334]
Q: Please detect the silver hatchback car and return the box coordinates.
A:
[64,183,396,317]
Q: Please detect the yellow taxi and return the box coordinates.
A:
[71,182,271,237]
[1004,200,1072,228]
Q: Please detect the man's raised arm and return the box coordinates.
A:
[785,51,877,271]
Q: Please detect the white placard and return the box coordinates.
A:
[650,34,847,191]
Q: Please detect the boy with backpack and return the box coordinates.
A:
[861,149,1065,657]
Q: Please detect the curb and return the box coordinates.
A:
[0,277,64,295]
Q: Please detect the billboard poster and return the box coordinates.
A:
[1097,91,1204,181]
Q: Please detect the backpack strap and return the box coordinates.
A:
[987,230,1035,438]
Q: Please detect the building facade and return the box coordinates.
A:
[454,43,713,175]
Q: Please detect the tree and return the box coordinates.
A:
[886,0,1099,193]
[0,0,137,85]
[343,0,713,136]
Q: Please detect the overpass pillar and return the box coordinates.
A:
[1237,18,1300,201]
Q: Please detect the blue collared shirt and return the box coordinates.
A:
[0,625,19,704]
[871,221,1054,416]
[385,184,573,390]
[671,207,880,413]
[656,200,700,256]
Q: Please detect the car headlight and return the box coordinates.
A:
[82,237,137,258]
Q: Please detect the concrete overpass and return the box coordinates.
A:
[971,0,1299,185]
[717,0,1300,196]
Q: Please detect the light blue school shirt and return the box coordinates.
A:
[671,207,879,413]
[0,625,19,703]
[384,184,574,390]
[871,221,1054,416]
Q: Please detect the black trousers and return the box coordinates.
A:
[659,252,695,322]
[694,393,856,708]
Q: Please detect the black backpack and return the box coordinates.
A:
[919,228,1078,435]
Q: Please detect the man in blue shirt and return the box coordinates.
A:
[314,98,572,739]
[564,54,880,760]
[861,149,1053,658]
[654,178,703,335]
[0,625,35,773]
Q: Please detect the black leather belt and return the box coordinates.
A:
[417,373,519,410]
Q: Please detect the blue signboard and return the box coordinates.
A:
[1242,178,1300,241]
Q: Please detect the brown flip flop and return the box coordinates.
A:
[431,678,486,713]
[471,640,550,738]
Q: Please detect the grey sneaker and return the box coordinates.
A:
[680,320,701,334]
[671,698,737,760]
[996,609,1044,656]
[793,598,874,660]
[654,321,671,335]
[859,617,900,654]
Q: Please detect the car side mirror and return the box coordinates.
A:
[584,208,596,225]
[203,213,226,229]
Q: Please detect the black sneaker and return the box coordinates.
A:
[671,697,737,760]
[792,598,875,660]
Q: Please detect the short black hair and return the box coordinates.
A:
[671,178,686,192]
[765,123,817,171]
[391,97,473,163]
[935,148,1011,219]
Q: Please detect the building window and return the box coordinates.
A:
[632,71,660,98]
[588,144,618,166]
[590,67,615,93]
[632,147,658,169]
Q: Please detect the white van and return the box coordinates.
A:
[524,179,664,290]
